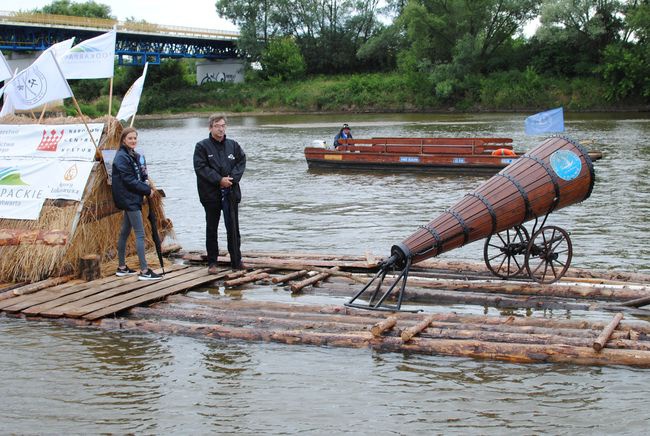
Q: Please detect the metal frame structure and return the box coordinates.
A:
[0,22,241,65]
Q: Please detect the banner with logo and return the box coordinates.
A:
[0,123,103,161]
[0,123,103,220]
[0,159,94,219]
[59,30,116,79]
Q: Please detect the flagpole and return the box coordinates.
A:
[38,103,47,123]
[129,114,135,128]
[108,77,113,116]
[70,96,98,149]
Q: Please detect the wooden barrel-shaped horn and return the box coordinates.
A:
[391,136,595,265]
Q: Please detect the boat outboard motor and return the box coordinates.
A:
[346,136,596,311]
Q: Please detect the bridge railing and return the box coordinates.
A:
[0,10,239,40]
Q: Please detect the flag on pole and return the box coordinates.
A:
[43,37,75,60]
[116,63,148,121]
[2,51,73,111]
[525,107,564,135]
[0,50,12,82]
[59,30,116,79]
[0,90,14,117]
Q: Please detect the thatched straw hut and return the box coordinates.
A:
[0,115,174,282]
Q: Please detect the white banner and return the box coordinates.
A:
[59,30,116,79]
[0,123,103,161]
[0,159,94,220]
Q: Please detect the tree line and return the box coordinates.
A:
[31,0,650,113]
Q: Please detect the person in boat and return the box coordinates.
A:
[333,123,353,148]
[193,113,247,274]
[111,127,163,281]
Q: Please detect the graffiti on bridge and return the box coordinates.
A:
[200,71,237,84]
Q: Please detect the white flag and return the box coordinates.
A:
[59,30,116,79]
[116,63,148,121]
[43,37,75,60]
[0,90,14,117]
[3,51,73,110]
[0,50,11,82]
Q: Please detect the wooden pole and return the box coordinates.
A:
[38,103,47,123]
[593,313,624,351]
[70,96,98,149]
[108,77,113,116]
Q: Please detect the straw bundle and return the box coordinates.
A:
[0,115,175,282]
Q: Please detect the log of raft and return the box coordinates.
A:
[290,267,340,294]
[402,314,437,342]
[93,315,650,367]
[593,313,624,351]
[272,270,309,284]
[223,270,271,287]
[370,316,397,337]
[0,229,68,246]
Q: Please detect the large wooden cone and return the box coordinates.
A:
[397,136,595,264]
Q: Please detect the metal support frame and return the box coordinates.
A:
[345,255,419,312]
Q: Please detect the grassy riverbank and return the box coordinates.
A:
[72,71,649,118]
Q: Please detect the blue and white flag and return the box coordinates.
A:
[525,107,564,135]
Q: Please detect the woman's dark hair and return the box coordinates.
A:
[120,127,138,145]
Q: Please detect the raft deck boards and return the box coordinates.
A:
[0,265,227,320]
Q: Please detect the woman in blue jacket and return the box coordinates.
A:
[111,127,162,281]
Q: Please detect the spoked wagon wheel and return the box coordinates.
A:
[484,225,530,279]
[524,225,572,284]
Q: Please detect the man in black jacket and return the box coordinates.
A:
[193,113,247,274]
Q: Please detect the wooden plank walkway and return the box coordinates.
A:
[0,265,226,321]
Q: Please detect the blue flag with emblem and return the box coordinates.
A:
[525,107,564,135]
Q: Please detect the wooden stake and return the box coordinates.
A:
[402,314,437,342]
[224,271,271,287]
[290,267,339,294]
[79,254,101,282]
[272,270,309,284]
[371,316,397,337]
[593,313,624,351]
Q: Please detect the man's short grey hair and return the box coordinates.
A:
[209,113,227,127]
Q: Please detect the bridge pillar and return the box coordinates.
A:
[196,60,245,85]
[3,52,39,75]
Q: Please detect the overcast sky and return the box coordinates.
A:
[11,2,538,37]
[11,0,238,31]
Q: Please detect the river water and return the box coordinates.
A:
[1,113,649,434]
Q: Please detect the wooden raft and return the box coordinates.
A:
[104,296,650,367]
[2,251,650,368]
[0,265,226,320]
